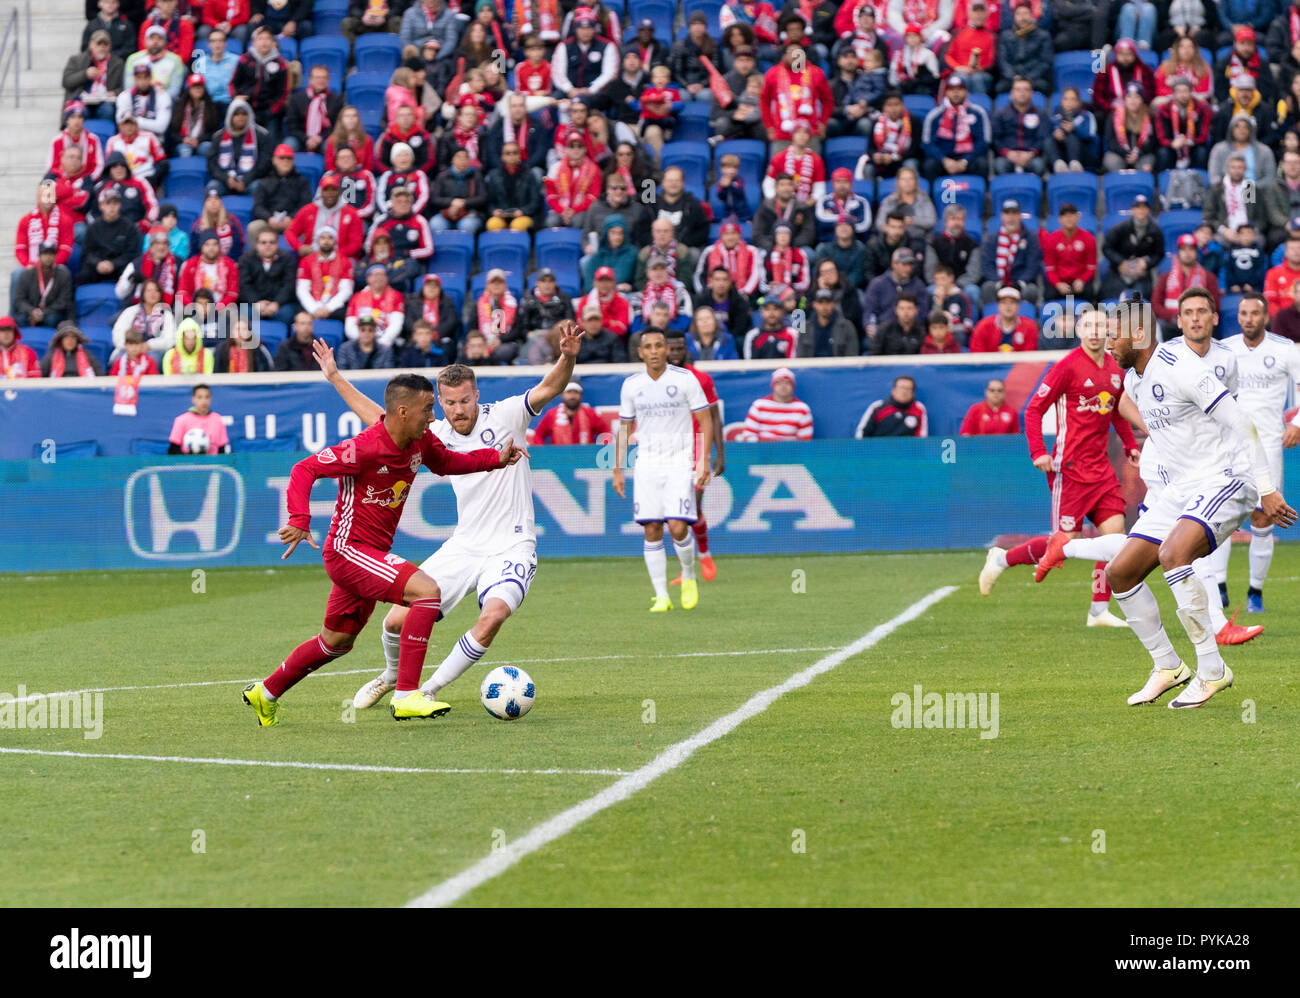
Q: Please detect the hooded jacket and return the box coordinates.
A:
[587,214,638,287]
[208,98,271,186]
[1208,115,1277,187]
[229,41,291,119]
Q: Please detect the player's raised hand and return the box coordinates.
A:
[498,439,531,466]
[278,524,319,559]
[556,318,586,358]
[313,339,338,379]
[1284,425,1300,449]
[1262,491,1298,528]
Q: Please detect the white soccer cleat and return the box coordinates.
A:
[979,548,1006,595]
[1086,609,1130,628]
[1168,665,1234,710]
[353,675,396,709]
[1127,663,1193,705]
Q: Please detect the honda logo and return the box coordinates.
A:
[123,466,245,561]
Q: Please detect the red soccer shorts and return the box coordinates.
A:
[322,542,420,635]
[1047,472,1126,533]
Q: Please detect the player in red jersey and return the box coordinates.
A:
[665,328,725,582]
[978,308,1142,626]
[240,373,525,726]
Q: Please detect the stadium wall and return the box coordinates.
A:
[0,439,1062,571]
[0,355,1058,460]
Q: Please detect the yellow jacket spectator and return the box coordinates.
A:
[162,318,214,375]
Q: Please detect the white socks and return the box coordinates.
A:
[1249,524,1274,591]
[1206,536,1231,584]
[644,539,668,599]
[422,631,487,697]
[673,534,696,581]
[1114,582,1182,671]
[1062,534,1127,562]
[993,548,1009,569]
[381,626,401,684]
[1192,558,1228,633]
[1164,566,1225,680]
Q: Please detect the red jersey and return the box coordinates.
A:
[1024,346,1138,483]
[968,315,1039,352]
[286,420,502,554]
[686,364,718,460]
[960,400,1020,436]
[1039,227,1097,287]
[533,403,611,444]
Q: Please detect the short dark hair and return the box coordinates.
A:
[192,383,210,396]
[385,372,434,408]
[928,310,949,326]
[933,262,954,277]
[897,291,918,305]
[1239,291,1268,311]
[436,363,477,391]
[641,327,668,341]
[710,266,731,277]
[1177,286,1215,311]
[893,375,916,389]
[886,209,908,224]
[774,172,794,185]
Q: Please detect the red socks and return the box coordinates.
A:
[1004,536,1049,567]
[1092,561,1112,604]
[265,634,350,698]
[692,517,710,556]
[397,597,440,693]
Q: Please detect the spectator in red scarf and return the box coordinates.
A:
[109,330,159,377]
[694,220,762,296]
[1221,25,1276,107]
[116,226,180,304]
[295,226,355,319]
[45,147,94,228]
[41,323,104,378]
[285,174,364,259]
[920,74,991,181]
[1154,234,1223,336]
[545,133,603,227]
[761,42,833,143]
[1091,38,1156,118]
[469,268,522,364]
[0,317,42,378]
[404,273,463,350]
[179,229,241,308]
[968,284,1038,351]
[1155,76,1212,171]
[48,102,104,182]
[534,380,612,444]
[345,264,405,347]
[169,73,221,158]
[377,103,432,174]
[325,105,377,174]
[286,65,344,155]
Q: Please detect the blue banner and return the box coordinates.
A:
[0,440,1054,572]
[0,361,1045,460]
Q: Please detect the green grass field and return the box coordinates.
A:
[2,549,1299,907]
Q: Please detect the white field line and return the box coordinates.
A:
[1,646,844,705]
[0,747,631,777]
[407,585,959,908]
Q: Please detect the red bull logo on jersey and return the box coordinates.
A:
[361,480,409,509]
[1077,390,1115,414]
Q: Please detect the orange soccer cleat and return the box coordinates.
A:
[1216,609,1263,646]
[699,555,716,581]
[1034,531,1072,582]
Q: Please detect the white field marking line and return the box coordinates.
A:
[1,646,843,705]
[0,747,631,777]
[407,585,959,909]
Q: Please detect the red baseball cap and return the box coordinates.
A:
[186,73,205,88]
[720,220,741,235]
[0,316,17,334]
[273,143,295,158]
[1235,26,1256,42]
[594,266,615,280]
[320,174,341,188]
[1177,233,1197,248]
[831,167,853,182]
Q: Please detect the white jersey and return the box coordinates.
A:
[1124,339,1248,488]
[427,392,538,554]
[1219,332,1300,444]
[619,365,709,471]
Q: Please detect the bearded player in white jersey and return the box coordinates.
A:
[312,321,584,710]
[1105,291,1295,709]
[1217,292,1300,612]
[614,328,713,612]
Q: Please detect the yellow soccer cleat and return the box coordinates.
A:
[680,577,699,610]
[390,690,452,721]
[241,682,280,727]
[649,595,674,612]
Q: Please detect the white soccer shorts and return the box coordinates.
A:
[419,540,538,615]
[633,464,697,524]
[1130,475,1259,552]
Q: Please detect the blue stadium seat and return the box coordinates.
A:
[223,194,254,226]
[1157,167,1210,201]
[354,34,404,76]
[966,93,992,117]
[990,174,1042,217]
[671,102,712,143]
[470,269,523,299]
[429,248,471,281]
[167,157,211,199]
[347,84,388,136]
[170,195,203,233]
[312,318,344,348]
[278,37,298,62]
[1158,209,1202,253]
[932,174,986,220]
[824,136,868,177]
[903,94,936,120]
[1046,172,1099,217]
[660,141,711,192]
[75,283,120,323]
[1218,293,1244,338]
[530,267,581,297]
[631,0,675,43]
[1138,49,1159,70]
[294,152,325,189]
[536,241,581,274]
[257,320,289,353]
[85,118,115,146]
[1100,211,1133,236]
[714,138,765,214]
[434,229,475,256]
[1102,171,1156,214]
[852,179,873,201]
[477,230,531,275]
[534,228,583,258]
[20,327,52,357]
[313,0,349,36]
[683,0,723,29]
[299,37,349,85]
[1053,69,1094,101]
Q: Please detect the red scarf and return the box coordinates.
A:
[139,252,178,301]
[227,345,251,373]
[306,252,348,300]
[873,112,911,157]
[306,90,331,140]
[24,208,60,263]
[453,123,482,167]
[49,347,94,377]
[1292,8,1300,47]
[168,344,207,374]
[995,225,1020,280]
[706,240,755,290]
[477,292,517,349]
[936,99,973,155]
[1163,262,1206,310]
[421,295,441,327]
[641,281,680,318]
[765,246,803,288]
[1113,110,1153,152]
[550,157,600,212]
[116,354,152,377]
[502,114,529,162]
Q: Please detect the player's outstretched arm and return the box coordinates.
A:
[1206,391,1298,527]
[613,420,630,498]
[314,339,385,427]
[695,406,714,490]
[525,319,585,416]
[711,405,725,477]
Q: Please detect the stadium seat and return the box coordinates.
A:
[75,283,120,323]
[171,195,203,233]
[294,152,324,189]
[966,93,992,117]
[312,319,344,349]
[85,118,115,146]
[1219,294,1244,338]
[933,174,986,221]
[223,194,254,226]
[477,230,531,276]
[35,440,100,458]
[129,438,172,456]
[1101,171,1156,214]
[631,0,675,43]
[278,37,298,62]
[299,37,349,86]
[1041,211,1098,234]
[257,320,289,353]
[1157,167,1210,202]
[353,34,404,76]
[903,94,936,120]
[1158,209,1202,252]
[714,138,765,213]
[344,75,389,133]
[167,158,211,199]
[1053,51,1096,98]
[19,327,52,357]
[660,141,711,192]
[823,136,868,177]
[852,178,873,201]
[1138,49,1159,70]
[536,240,582,275]
[1046,172,1100,217]
[313,0,349,36]
[672,102,712,143]
[683,0,723,29]
[470,269,523,299]
[534,228,582,259]
[990,174,1042,217]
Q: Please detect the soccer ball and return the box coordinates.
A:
[480,666,535,720]
[182,427,210,454]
